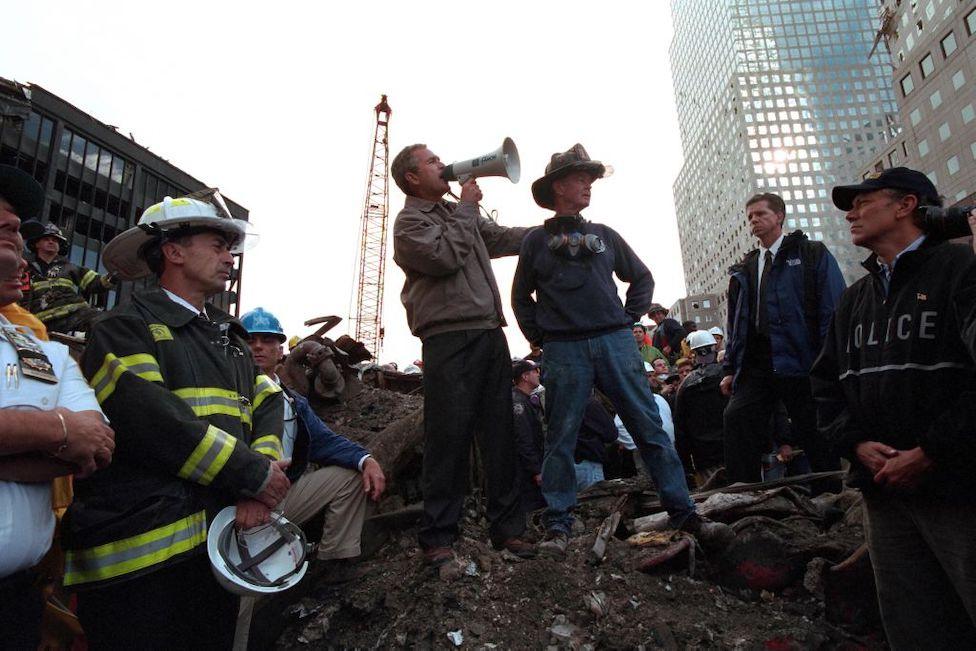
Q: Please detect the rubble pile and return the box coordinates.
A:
[268,468,885,649]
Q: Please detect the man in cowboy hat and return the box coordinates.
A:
[62,194,288,648]
[512,144,704,556]
[21,222,115,336]
[390,144,535,566]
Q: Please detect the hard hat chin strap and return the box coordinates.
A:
[218,516,308,588]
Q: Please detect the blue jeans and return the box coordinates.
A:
[574,460,605,491]
[541,328,695,534]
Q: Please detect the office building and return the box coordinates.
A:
[670,0,900,311]
[0,77,248,312]
[668,293,723,329]
[859,1,976,210]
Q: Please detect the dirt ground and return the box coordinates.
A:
[263,387,885,650]
[267,498,881,650]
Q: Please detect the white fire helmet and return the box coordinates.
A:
[687,330,718,351]
[207,506,309,596]
[101,194,258,281]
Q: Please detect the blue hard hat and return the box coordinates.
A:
[240,307,286,342]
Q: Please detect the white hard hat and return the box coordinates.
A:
[207,506,309,596]
[708,326,724,338]
[102,195,258,280]
[687,330,718,351]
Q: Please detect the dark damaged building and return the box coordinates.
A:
[0,77,248,313]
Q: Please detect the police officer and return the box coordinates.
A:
[812,168,976,648]
[511,358,545,513]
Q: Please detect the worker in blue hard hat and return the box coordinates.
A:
[241,308,385,558]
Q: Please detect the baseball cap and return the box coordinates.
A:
[512,358,539,381]
[832,167,941,211]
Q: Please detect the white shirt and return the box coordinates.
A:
[615,395,675,450]
[162,288,206,318]
[756,232,785,314]
[0,317,103,577]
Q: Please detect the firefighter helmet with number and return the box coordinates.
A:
[102,193,258,281]
[207,506,309,596]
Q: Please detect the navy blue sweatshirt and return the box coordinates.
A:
[512,214,654,344]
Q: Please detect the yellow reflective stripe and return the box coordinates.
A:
[63,510,207,586]
[35,301,85,322]
[252,374,281,411]
[32,278,77,292]
[177,424,237,485]
[90,353,163,403]
[173,387,252,426]
[79,269,98,291]
[251,434,283,461]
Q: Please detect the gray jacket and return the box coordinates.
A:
[393,196,527,339]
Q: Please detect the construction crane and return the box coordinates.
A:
[351,94,392,360]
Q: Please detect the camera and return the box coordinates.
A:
[918,204,974,240]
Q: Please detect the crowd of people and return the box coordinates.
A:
[1,138,975,650]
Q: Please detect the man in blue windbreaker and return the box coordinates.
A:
[720,192,846,494]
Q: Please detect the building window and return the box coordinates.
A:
[901,74,915,96]
[947,156,960,176]
[703,299,711,308]
[919,139,930,156]
[939,122,952,141]
[927,171,938,186]
[941,32,958,58]
[963,104,975,124]
[971,141,976,160]
[910,108,922,126]
[920,53,935,78]
[953,70,966,91]
[931,90,943,109]
[967,8,976,36]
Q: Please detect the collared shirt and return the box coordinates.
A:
[756,232,785,316]
[161,288,207,319]
[878,235,926,296]
[0,315,103,577]
[269,374,370,470]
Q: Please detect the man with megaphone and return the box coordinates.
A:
[512,145,721,558]
[390,143,535,567]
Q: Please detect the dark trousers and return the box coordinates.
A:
[863,493,976,649]
[76,555,239,650]
[723,369,840,493]
[0,568,43,650]
[419,327,525,549]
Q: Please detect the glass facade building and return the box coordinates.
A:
[670,0,900,307]
[0,78,248,312]
[859,0,976,210]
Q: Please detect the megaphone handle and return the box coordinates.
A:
[448,191,498,223]
[457,174,471,184]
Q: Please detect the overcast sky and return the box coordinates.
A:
[4,1,690,365]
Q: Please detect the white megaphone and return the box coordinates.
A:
[441,138,520,184]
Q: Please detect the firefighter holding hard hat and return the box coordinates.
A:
[21,222,115,335]
[61,193,287,649]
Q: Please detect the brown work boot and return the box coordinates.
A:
[494,537,537,559]
[422,546,455,567]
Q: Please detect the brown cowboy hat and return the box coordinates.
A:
[531,144,607,209]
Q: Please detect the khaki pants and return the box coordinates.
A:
[234,466,368,649]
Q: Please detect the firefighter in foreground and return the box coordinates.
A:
[21,223,115,335]
[62,196,288,649]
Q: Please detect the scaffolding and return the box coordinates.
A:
[351,95,392,360]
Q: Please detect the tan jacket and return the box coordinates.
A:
[393,196,528,339]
